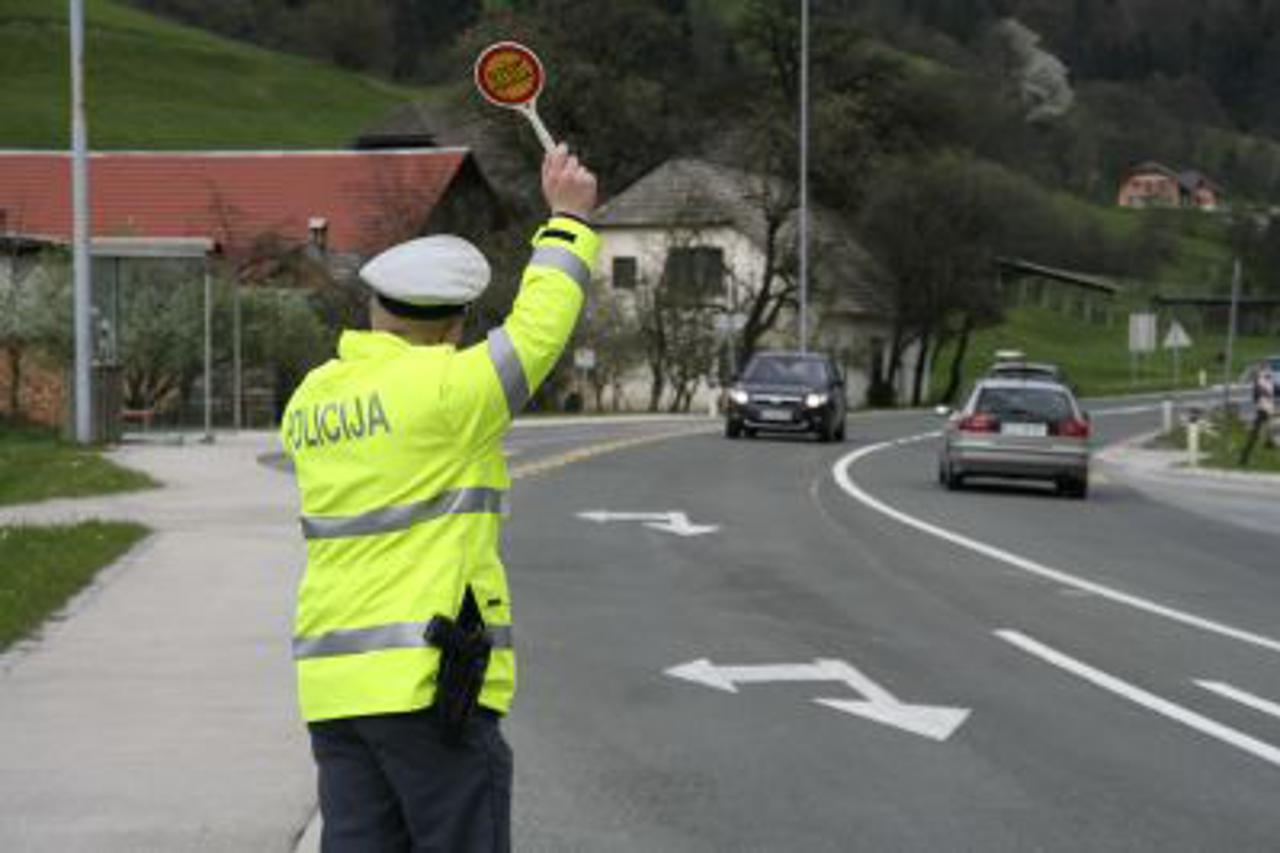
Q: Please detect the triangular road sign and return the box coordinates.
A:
[1163,320,1192,350]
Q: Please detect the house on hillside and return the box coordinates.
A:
[592,158,911,410]
[0,147,498,430]
[1117,161,1223,211]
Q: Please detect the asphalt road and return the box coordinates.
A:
[501,401,1280,852]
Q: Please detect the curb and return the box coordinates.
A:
[1096,430,1280,492]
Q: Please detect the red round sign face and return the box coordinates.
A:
[474,42,545,107]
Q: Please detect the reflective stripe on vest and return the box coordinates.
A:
[530,245,591,291]
[299,486,507,540]
[293,621,514,660]
[486,328,529,417]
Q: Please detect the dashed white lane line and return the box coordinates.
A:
[1196,681,1280,723]
[831,436,1280,656]
[998,630,1280,770]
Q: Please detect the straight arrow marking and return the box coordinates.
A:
[1196,680,1280,723]
[577,510,718,536]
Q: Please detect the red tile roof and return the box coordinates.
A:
[0,149,469,257]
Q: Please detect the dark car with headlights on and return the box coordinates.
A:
[937,378,1091,498]
[725,351,847,441]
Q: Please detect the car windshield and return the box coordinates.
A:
[741,356,829,386]
[974,387,1074,421]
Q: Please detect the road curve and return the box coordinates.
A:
[503,403,1280,852]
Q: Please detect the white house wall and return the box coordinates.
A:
[595,224,914,412]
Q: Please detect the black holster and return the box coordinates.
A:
[425,587,492,745]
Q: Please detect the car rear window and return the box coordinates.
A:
[990,365,1058,380]
[974,387,1074,421]
[742,356,829,385]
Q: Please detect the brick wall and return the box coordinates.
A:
[0,349,67,429]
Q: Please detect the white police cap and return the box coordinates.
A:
[359,235,491,308]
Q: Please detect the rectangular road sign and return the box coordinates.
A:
[1129,313,1157,353]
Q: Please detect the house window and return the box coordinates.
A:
[664,246,724,303]
[612,256,638,290]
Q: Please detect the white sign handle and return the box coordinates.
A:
[515,101,555,153]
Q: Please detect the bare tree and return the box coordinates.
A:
[577,278,644,411]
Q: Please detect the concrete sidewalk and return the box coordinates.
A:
[0,432,314,852]
[1096,431,1280,537]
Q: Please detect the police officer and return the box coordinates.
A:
[281,144,598,852]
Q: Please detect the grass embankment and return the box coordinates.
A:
[0,521,148,650]
[0,425,156,506]
[0,425,153,649]
[0,0,429,148]
[933,306,1279,400]
[1150,416,1280,474]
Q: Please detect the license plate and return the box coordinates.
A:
[1001,422,1047,437]
[759,408,792,422]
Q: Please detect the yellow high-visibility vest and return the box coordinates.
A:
[281,216,600,723]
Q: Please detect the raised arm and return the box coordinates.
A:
[453,145,601,445]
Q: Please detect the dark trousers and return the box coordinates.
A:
[1239,410,1273,465]
[308,709,512,853]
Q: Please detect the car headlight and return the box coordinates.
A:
[728,388,749,405]
[804,393,829,408]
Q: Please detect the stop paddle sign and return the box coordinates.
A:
[475,41,556,152]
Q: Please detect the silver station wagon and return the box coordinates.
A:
[937,378,1092,498]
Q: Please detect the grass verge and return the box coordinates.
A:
[932,306,1278,401]
[0,521,149,651]
[0,425,157,507]
[1148,416,1280,473]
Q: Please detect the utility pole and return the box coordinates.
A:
[70,0,92,443]
[798,0,810,354]
[1222,257,1241,421]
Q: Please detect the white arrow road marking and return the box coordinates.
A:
[1196,681,1280,723]
[998,630,1280,770]
[665,657,970,742]
[577,510,718,537]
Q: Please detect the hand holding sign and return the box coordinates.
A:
[475,42,556,152]
[542,144,597,220]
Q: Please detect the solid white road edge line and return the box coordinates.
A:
[1196,680,1280,722]
[831,435,1280,656]
[997,630,1280,770]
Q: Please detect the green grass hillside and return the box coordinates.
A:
[932,306,1279,401]
[0,0,428,149]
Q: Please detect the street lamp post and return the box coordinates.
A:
[798,0,810,354]
[70,0,92,443]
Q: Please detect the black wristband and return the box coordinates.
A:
[552,211,592,227]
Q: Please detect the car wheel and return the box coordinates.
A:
[835,419,846,442]
[725,421,742,439]
[744,427,757,439]
[1060,475,1088,500]
[944,462,963,491]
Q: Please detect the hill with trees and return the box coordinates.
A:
[0,0,424,149]
[9,0,1279,407]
